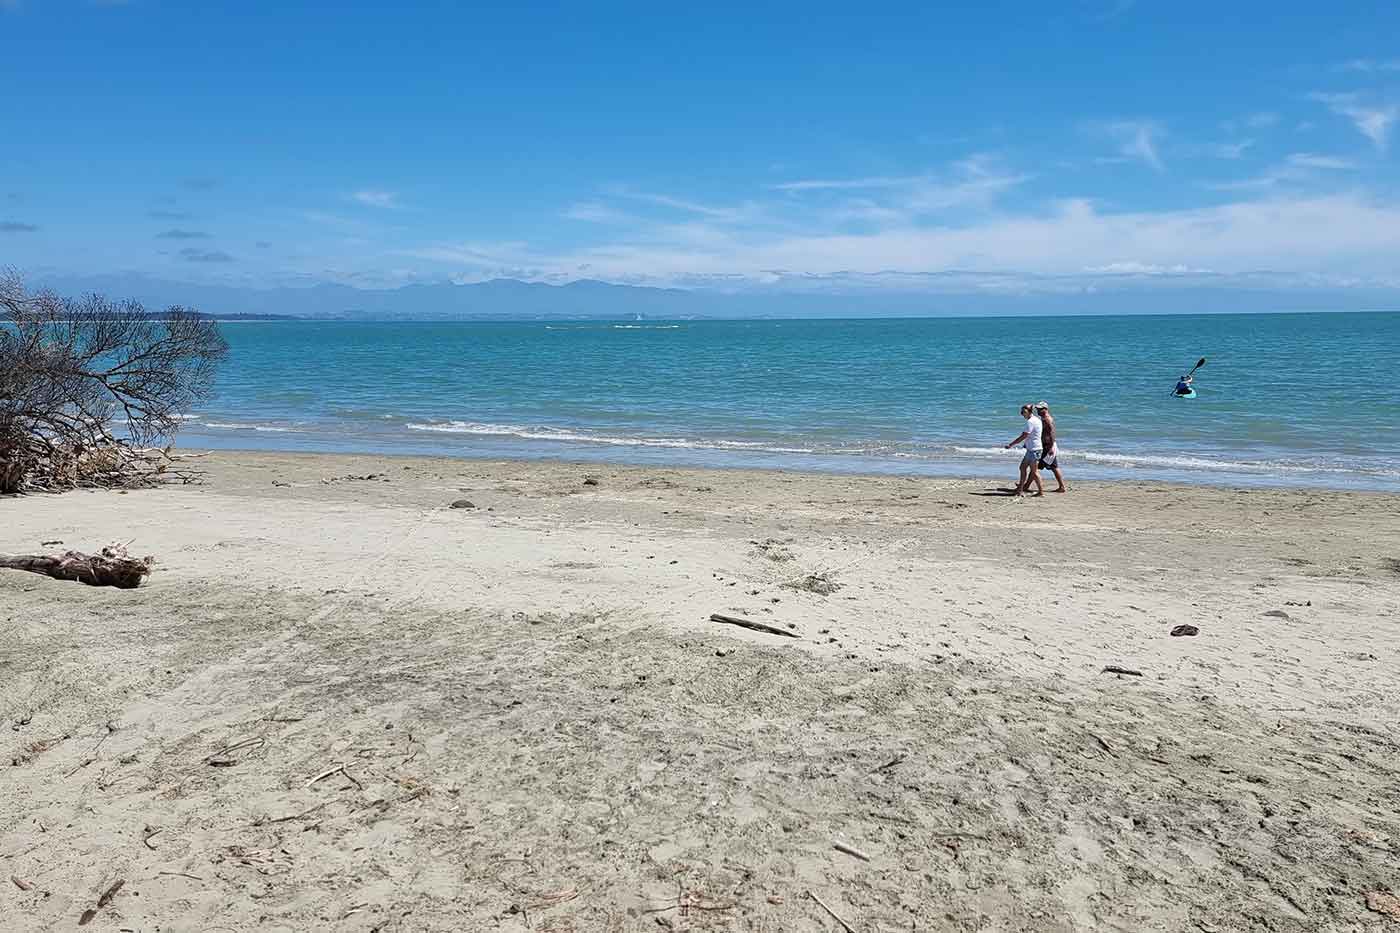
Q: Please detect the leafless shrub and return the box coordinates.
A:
[0,269,228,493]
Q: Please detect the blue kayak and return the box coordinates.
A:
[1174,387,1197,399]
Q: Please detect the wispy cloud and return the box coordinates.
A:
[1097,121,1165,170]
[1206,151,1357,191]
[770,155,1029,224]
[148,209,194,221]
[179,247,234,263]
[1338,59,1400,73]
[351,190,401,209]
[155,228,211,239]
[563,201,638,224]
[0,220,38,232]
[183,177,220,191]
[411,193,1400,294]
[1190,140,1253,160]
[772,175,924,192]
[1286,152,1356,170]
[610,189,758,222]
[1310,92,1398,150]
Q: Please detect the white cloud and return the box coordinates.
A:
[1339,59,1400,73]
[1098,121,1165,170]
[1205,151,1357,191]
[351,190,400,209]
[1082,262,1215,276]
[772,175,922,192]
[1310,92,1398,151]
[608,189,760,222]
[1286,152,1356,170]
[1191,140,1253,159]
[410,193,1400,294]
[563,202,636,224]
[772,156,1030,224]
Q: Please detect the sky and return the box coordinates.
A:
[3,0,1400,306]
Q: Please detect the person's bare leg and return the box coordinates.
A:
[1051,465,1068,493]
[1030,465,1044,496]
[1015,462,1029,496]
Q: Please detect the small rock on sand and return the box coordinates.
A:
[450,499,476,510]
[582,476,601,487]
[1263,609,1293,621]
[1170,624,1199,637]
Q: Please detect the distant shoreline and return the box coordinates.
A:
[206,308,1400,324]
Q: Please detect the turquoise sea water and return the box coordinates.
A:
[176,313,1400,490]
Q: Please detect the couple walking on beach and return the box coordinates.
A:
[1005,401,1068,496]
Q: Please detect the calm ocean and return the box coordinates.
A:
[175,313,1400,490]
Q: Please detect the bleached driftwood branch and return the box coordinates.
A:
[0,545,153,589]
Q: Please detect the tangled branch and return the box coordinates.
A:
[0,270,228,494]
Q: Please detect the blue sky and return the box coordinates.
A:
[3,0,1400,301]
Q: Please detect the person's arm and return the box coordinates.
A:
[1005,431,1029,449]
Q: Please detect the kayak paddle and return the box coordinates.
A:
[1169,357,1207,397]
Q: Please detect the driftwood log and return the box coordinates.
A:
[0,545,152,589]
[710,612,799,638]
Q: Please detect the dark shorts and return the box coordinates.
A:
[1038,450,1058,469]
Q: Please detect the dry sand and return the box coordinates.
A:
[2,451,1399,932]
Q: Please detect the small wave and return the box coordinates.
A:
[951,445,1020,457]
[1075,451,1273,473]
[951,445,1397,478]
[200,421,292,433]
[405,420,814,454]
[611,324,682,330]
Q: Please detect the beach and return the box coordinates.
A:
[3,451,1399,931]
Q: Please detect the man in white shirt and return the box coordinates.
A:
[1004,403,1044,497]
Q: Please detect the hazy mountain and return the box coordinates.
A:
[30,273,1400,320]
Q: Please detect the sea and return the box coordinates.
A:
[174,312,1400,491]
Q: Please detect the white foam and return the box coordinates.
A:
[201,421,292,433]
[405,420,814,454]
[951,445,1020,457]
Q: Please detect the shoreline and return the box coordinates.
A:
[182,445,1400,497]
[4,449,1399,929]
[172,435,1400,494]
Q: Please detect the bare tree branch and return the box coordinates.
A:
[0,269,229,493]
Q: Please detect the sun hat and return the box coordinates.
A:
[1034,400,1049,410]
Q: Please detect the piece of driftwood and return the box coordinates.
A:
[709,613,799,638]
[97,879,125,908]
[807,890,856,933]
[1101,665,1143,677]
[833,841,871,862]
[0,546,152,589]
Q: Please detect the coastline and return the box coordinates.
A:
[4,450,1399,929]
[173,431,1400,493]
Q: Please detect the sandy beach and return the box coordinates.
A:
[3,451,1399,931]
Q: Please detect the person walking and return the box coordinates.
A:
[1034,401,1068,493]
[1004,403,1044,496]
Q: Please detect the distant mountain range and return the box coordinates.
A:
[30,272,1400,319]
